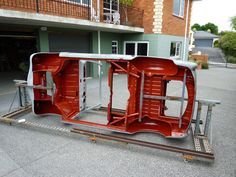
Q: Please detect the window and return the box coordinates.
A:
[170,42,182,58]
[112,41,118,54]
[65,0,89,6]
[125,43,135,55]
[173,0,185,17]
[124,42,149,56]
[137,43,148,56]
[103,0,119,22]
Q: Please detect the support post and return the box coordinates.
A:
[36,0,39,13]
[204,105,213,136]
[97,0,100,21]
[98,30,102,106]
[88,0,90,20]
[18,87,22,107]
[194,102,202,135]
[23,87,28,107]
[182,0,190,61]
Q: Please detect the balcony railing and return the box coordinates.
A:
[0,0,144,28]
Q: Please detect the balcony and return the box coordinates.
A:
[0,0,144,28]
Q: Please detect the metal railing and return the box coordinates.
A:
[0,0,91,20]
[0,0,144,28]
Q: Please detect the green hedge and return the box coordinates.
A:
[227,56,236,63]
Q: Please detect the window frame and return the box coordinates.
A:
[112,40,119,54]
[173,0,185,18]
[124,41,149,56]
[103,0,119,13]
[103,0,119,23]
[170,41,182,59]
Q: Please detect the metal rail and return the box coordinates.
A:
[0,114,214,160]
[0,80,220,162]
[71,128,214,160]
[0,106,214,161]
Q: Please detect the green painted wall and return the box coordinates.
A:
[100,32,123,54]
[91,31,123,77]
[91,32,190,77]
[38,30,49,52]
[122,33,189,60]
[156,34,189,60]
[39,29,189,77]
[122,34,159,56]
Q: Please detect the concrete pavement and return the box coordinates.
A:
[0,67,235,177]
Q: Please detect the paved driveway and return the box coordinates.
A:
[0,67,235,177]
[192,47,226,63]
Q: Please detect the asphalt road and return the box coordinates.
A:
[0,67,235,177]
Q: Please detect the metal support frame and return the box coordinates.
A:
[194,102,202,135]
[0,85,220,162]
[14,80,30,108]
[204,105,213,136]
[193,99,220,137]
[142,90,220,153]
[74,60,103,118]
[0,106,215,161]
[191,99,220,154]
[14,80,53,107]
[18,86,22,107]
[98,62,102,106]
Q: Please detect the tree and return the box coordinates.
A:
[231,16,236,30]
[191,23,201,31]
[191,22,219,35]
[201,23,218,35]
[219,32,236,63]
[120,0,134,22]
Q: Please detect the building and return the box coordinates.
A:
[0,0,197,77]
[193,31,219,48]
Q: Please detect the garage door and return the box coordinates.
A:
[195,39,213,48]
[49,32,90,53]
[0,32,37,72]
[49,32,92,76]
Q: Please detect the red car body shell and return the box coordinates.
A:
[28,53,196,138]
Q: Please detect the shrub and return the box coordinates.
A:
[219,32,236,57]
[227,55,236,63]
[214,40,219,48]
[201,62,209,69]
[188,59,209,69]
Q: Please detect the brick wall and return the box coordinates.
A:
[0,0,193,34]
[119,4,144,28]
[132,0,154,34]
[162,0,192,36]
[191,54,209,63]
[131,0,193,35]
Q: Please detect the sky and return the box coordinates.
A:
[191,0,236,32]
